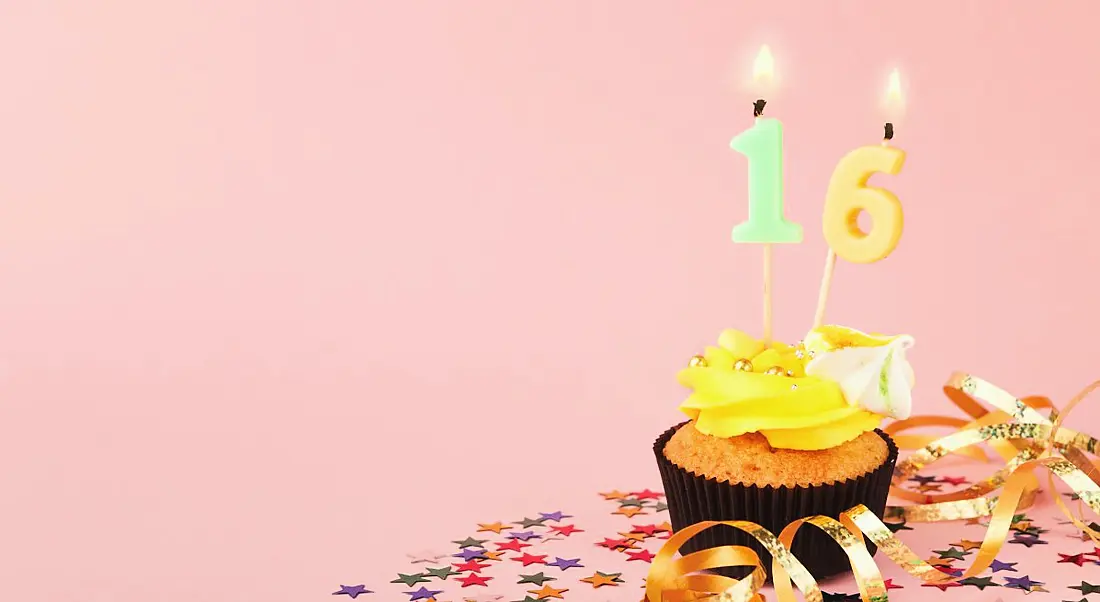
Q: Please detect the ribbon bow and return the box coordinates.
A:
[645,372,1100,602]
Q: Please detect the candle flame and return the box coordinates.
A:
[883,68,906,121]
[886,69,903,104]
[753,45,775,85]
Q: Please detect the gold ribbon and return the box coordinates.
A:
[645,372,1100,602]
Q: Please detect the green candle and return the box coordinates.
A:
[729,115,803,244]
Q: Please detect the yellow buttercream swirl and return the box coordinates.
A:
[678,328,898,450]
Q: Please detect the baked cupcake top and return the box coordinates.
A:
[678,325,914,450]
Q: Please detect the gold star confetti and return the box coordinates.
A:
[612,506,647,518]
[476,522,508,534]
[528,584,568,599]
[951,539,982,552]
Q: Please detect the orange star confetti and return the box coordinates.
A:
[580,572,622,588]
[917,482,943,493]
[476,522,508,534]
[655,521,672,532]
[480,550,504,561]
[528,584,568,599]
[612,506,647,518]
[951,539,982,552]
[925,556,955,567]
[600,490,628,500]
[619,531,647,542]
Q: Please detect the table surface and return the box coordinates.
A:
[340,462,1100,602]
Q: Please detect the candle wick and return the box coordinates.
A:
[753,99,767,118]
[883,122,894,142]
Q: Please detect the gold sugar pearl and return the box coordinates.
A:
[763,366,785,376]
[786,369,795,377]
[733,358,753,372]
[688,354,708,368]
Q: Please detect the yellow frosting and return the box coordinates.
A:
[677,327,901,451]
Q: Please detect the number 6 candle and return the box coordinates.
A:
[812,69,907,328]
[729,45,803,344]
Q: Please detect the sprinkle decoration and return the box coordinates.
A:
[645,371,1100,602]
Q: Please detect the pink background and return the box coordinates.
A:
[2,2,1099,600]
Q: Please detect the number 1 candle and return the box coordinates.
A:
[730,45,802,344]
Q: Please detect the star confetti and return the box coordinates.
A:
[612,506,647,518]
[513,517,547,529]
[453,537,488,548]
[391,574,430,587]
[933,547,967,560]
[425,566,458,580]
[550,524,582,536]
[909,474,937,485]
[332,585,371,599]
[538,511,572,522]
[884,521,913,533]
[631,489,663,500]
[883,579,903,590]
[917,482,943,493]
[1068,582,1100,595]
[654,501,668,512]
[452,560,489,573]
[990,559,1018,572]
[597,537,635,551]
[407,550,448,564]
[939,475,970,486]
[453,548,488,561]
[517,572,555,586]
[581,571,625,588]
[950,539,982,552]
[527,584,567,599]
[618,498,647,508]
[626,549,655,563]
[511,553,547,566]
[546,557,583,571]
[600,490,628,500]
[1009,533,1048,548]
[495,540,529,552]
[1004,575,1043,591]
[959,576,999,590]
[456,573,492,587]
[1060,553,1091,566]
[508,531,541,542]
[476,522,508,534]
[404,587,443,601]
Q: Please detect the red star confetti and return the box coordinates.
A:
[455,573,491,587]
[883,579,903,590]
[549,524,582,536]
[495,540,528,552]
[452,560,489,573]
[597,538,634,551]
[631,489,663,500]
[626,549,655,563]
[1059,553,1091,566]
[939,475,970,486]
[511,553,547,566]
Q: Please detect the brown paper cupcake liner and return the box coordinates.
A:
[653,422,899,581]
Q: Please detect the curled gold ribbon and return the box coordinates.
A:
[646,372,1100,602]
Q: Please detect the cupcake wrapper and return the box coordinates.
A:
[654,422,899,581]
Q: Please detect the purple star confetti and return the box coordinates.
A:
[508,531,541,541]
[1009,533,1047,548]
[538,511,572,522]
[404,586,442,601]
[453,547,488,561]
[332,585,371,599]
[546,557,583,571]
[1004,575,1043,591]
[990,559,1018,573]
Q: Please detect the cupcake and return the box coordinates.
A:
[654,325,913,580]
